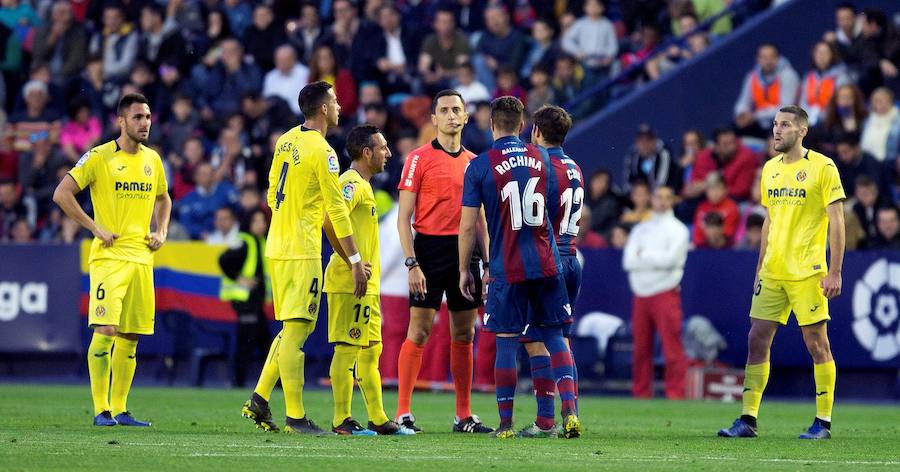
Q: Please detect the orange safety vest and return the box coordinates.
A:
[804,72,836,110]
[750,72,781,110]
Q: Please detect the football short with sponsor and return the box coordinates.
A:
[411,233,483,311]
[327,293,382,346]
[521,256,582,342]
[271,259,322,322]
[88,259,155,335]
[484,274,571,334]
[750,275,830,326]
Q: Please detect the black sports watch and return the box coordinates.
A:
[404,257,419,269]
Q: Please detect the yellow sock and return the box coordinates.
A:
[254,330,282,402]
[741,362,770,418]
[87,333,115,415]
[110,337,139,415]
[814,360,836,422]
[357,342,389,426]
[279,320,314,419]
[330,344,360,427]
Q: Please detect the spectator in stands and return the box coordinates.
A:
[561,0,617,74]
[856,9,898,96]
[823,2,862,78]
[206,206,240,246]
[241,92,297,160]
[223,0,252,39]
[367,4,421,96]
[621,178,652,224]
[59,99,101,164]
[418,7,471,93]
[869,205,900,249]
[319,0,360,69]
[576,205,607,249]
[648,13,710,80]
[835,131,885,197]
[620,23,662,83]
[473,4,528,91]
[32,1,86,86]
[492,66,527,105]
[610,221,632,249]
[526,66,555,117]
[90,4,139,84]
[461,100,492,154]
[8,81,61,153]
[243,4,285,73]
[286,2,323,65]
[38,206,83,243]
[308,44,357,119]
[0,179,27,240]
[262,45,309,117]
[8,216,31,243]
[455,62,491,110]
[623,185,689,399]
[20,137,62,218]
[551,54,589,111]
[800,41,851,127]
[176,162,238,240]
[678,129,706,187]
[196,8,232,58]
[861,87,900,162]
[164,94,200,158]
[137,3,189,75]
[734,44,800,138]
[737,212,765,250]
[520,19,557,79]
[191,38,262,120]
[624,124,680,192]
[692,173,739,248]
[687,127,758,201]
[237,185,263,221]
[851,174,881,245]
[819,83,868,145]
[697,211,729,249]
[587,168,623,236]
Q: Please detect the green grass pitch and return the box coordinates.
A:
[0,384,898,471]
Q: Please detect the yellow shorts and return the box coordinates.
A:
[271,259,322,321]
[88,259,155,335]
[326,293,382,346]
[750,275,830,326]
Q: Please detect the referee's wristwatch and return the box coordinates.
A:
[404,257,419,270]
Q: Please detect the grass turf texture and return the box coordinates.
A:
[0,384,898,471]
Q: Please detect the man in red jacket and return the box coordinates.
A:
[685,127,759,201]
[692,173,740,248]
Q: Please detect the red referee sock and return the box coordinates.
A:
[450,340,473,419]
[396,339,424,418]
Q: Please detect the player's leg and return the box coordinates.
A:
[110,262,154,427]
[562,256,583,403]
[395,306,435,430]
[494,333,519,438]
[484,279,525,438]
[327,292,375,435]
[654,289,688,400]
[86,260,127,426]
[794,276,834,439]
[280,318,320,434]
[630,295,655,398]
[87,325,117,426]
[243,259,286,431]
[520,341,556,437]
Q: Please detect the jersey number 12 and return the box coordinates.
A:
[558,187,584,236]
[501,177,545,231]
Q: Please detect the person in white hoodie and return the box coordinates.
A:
[861,87,900,161]
[622,185,690,400]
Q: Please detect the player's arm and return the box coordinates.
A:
[147,191,171,251]
[821,201,845,299]
[458,205,480,301]
[318,152,367,297]
[475,207,489,272]
[397,189,426,296]
[754,209,771,288]
[52,175,118,247]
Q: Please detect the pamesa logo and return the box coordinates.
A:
[852,259,900,361]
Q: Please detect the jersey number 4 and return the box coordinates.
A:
[501,177,545,230]
[274,162,288,210]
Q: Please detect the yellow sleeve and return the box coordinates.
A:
[155,156,168,195]
[68,150,98,190]
[319,148,353,239]
[759,164,769,208]
[820,161,846,207]
[340,175,362,212]
[267,147,283,209]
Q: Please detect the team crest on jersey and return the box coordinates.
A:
[144,164,152,177]
[75,151,91,167]
[308,303,317,314]
[327,153,340,173]
[342,182,356,201]
[95,305,106,318]
[796,170,807,182]
[348,328,362,340]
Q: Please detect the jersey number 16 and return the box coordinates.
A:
[501,177,545,231]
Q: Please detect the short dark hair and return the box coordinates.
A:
[855,174,876,188]
[779,105,809,127]
[877,205,899,219]
[432,89,465,113]
[835,130,861,146]
[746,213,765,229]
[532,105,572,146]
[297,81,333,118]
[836,2,856,13]
[490,96,524,133]
[863,9,887,29]
[703,211,724,227]
[713,126,736,142]
[117,93,149,116]
[346,124,381,161]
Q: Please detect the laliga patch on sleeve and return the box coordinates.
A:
[75,151,91,167]
[342,182,356,201]
[328,154,340,173]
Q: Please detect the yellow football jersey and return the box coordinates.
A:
[68,140,167,265]
[266,125,353,260]
[759,149,846,281]
[324,170,380,294]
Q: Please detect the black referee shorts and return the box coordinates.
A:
[411,233,483,312]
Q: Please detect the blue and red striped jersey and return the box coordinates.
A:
[462,135,562,284]
[545,147,584,257]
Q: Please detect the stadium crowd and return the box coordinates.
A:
[0,0,896,255]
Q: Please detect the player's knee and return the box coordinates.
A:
[524,342,550,357]
[407,324,432,344]
[95,325,117,337]
[803,335,831,362]
[451,327,475,343]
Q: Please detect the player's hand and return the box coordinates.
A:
[408,266,427,300]
[821,272,842,299]
[459,270,475,302]
[93,226,119,248]
[146,231,166,251]
[363,262,372,280]
[351,262,368,298]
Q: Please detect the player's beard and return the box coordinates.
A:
[773,135,795,152]
[126,125,149,144]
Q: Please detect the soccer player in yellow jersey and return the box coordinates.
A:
[322,125,413,436]
[53,93,171,427]
[719,106,845,440]
[241,81,369,435]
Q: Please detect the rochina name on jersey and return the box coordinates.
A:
[494,154,543,175]
[115,181,154,192]
[768,187,807,199]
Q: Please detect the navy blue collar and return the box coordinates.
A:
[492,135,522,148]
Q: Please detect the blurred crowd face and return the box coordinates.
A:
[51,1,73,28]
[485,7,509,36]
[103,7,125,32]
[682,131,702,159]
[610,226,629,249]
[432,94,468,137]
[870,88,894,116]
[183,138,205,165]
[651,187,674,214]
[378,6,400,33]
[635,134,656,157]
[836,140,860,164]
[877,208,900,241]
[584,0,604,18]
[531,20,552,45]
[433,10,455,37]
[253,5,274,30]
[140,6,162,33]
[835,85,857,109]
[630,184,651,209]
[332,0,356,26]
[194,163,214,191]
[221,40,243,71]
[0,182,17,207]
[313,46,337,75]
[713,131,738,161]
[855,182,878,208]
[703,220,726,248]
[756,45,779,74]
[590,172,609,199]
[274,45,297,74]
[214,208,236,234]
[10,219,32,243]
[679,15,698,34]
[812,42,835,71]
[705,180,726,204]
[300,4,319,29]
[250,211,268,237]
[836,6,856,35]
[24,87,48,113]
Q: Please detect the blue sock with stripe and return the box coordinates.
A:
[494,336,519,428]
[537,327,577,417]
[529,355,556,430]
